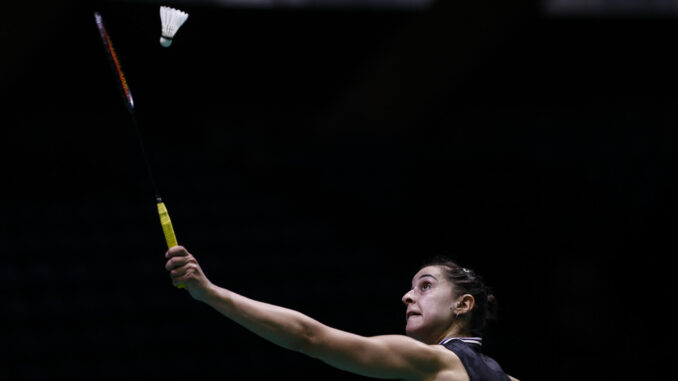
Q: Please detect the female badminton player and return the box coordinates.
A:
[165,246,519,381]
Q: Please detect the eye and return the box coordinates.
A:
[421,282,432,291]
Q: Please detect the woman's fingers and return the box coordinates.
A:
[166,255,201,282]
[163,245,212,300]
[165,245,188,259]
[171,266,197,286]
[165,255,189,271]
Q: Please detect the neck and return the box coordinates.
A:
[435,324,471,344]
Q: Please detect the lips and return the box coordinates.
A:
[406,310,421,319]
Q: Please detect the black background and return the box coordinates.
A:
[2,1,676,380]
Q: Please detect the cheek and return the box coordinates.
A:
[425,297,454,320]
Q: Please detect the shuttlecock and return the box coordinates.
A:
[160,6,189,47]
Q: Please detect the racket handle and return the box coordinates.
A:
[157,197,185,289]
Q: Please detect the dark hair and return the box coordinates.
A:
[421,256,498,337]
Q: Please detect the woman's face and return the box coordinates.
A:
[402,265,457,344]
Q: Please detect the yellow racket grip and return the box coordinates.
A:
[157,197,185,289]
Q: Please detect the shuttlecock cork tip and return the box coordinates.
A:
[160,36,173,47]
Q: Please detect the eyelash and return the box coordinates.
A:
[407,281,433,295]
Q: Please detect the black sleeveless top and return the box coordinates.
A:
[440,337,510,381]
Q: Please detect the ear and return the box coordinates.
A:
[456,294,475,315]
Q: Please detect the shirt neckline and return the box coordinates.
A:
[439,337,483,346]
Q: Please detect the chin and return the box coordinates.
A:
[405,325,426,343]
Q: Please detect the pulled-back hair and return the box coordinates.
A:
[421,256,498,337]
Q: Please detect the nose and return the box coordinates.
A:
[402,289,415,305]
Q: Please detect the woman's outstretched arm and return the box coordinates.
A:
[164,246,451,380]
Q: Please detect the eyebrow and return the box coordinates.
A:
[417,273,438,281]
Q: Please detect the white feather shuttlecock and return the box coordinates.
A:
[159,6,189,47]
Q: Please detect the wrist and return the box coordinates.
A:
[196,282,222,304]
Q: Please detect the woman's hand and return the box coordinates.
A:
[165,246,213,301]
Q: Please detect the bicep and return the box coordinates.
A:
[301,326,441,380]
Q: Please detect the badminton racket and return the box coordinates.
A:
[94,11,185,288]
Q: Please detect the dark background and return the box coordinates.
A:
[2,1,676,380]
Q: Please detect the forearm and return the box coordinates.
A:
[200,284,322,352]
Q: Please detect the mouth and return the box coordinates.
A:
[406,311,421,320]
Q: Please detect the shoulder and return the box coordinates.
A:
[368,335,465,369]
[428,343,469,381]
[362,336,468,381]
[440,340,513,381]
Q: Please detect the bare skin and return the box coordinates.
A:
[165,246,518,381]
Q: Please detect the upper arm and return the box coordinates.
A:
[299,325,448,380]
